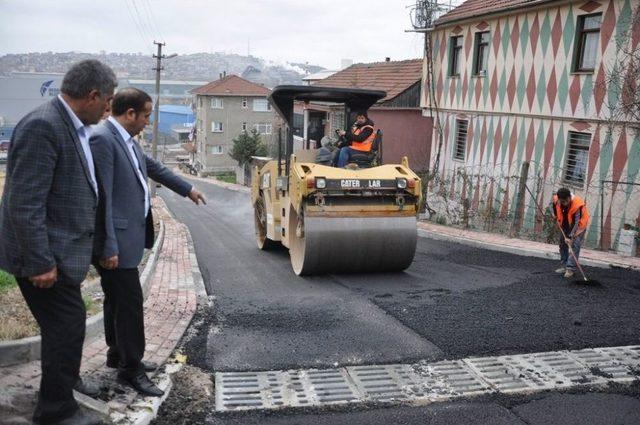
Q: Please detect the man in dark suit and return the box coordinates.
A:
[0,60,117,425]
[90,88,205,397]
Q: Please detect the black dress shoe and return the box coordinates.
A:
[73,378,101,398]
[51,408,103,425]
[117,371,164,397]
[140,361,159,372]
[105,356,119,369]
[106,359,159,372]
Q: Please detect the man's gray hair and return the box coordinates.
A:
[61,59,118,99]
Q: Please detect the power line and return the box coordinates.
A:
[123,0,154,54]
[141,0,165,42]
[130,0,156,43]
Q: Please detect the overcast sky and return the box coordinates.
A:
[0,0,455,69]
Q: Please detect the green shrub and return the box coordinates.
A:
[0,269,17,293]
[229,130,268,165]
[215,173,236,184]
[83,295,93,311]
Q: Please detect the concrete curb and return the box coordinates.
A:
[110,203,206,425]
[141,220,166,300]
[110,363,179,425]
[0,221,165,367]
[417,227,639,271]
[178,170,251,194]
[184,223,208,299]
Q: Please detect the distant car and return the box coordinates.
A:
[0,140,9,152]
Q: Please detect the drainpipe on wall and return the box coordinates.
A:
[303,107,309,150]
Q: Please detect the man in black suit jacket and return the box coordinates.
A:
[90,88,205,397]
[0,60,117,425]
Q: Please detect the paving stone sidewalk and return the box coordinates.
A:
[417,221,640,270]
[0,199,201,424]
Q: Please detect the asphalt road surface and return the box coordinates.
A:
[155,178,640,425]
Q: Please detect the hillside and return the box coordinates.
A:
[0,52,325,87]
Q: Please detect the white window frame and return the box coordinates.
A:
[211,122,223,133]
[209,145,223,155]
[242,97,248,108]
[210,97,223,109]
[242,122,248,132]
[574,13,602,72]
[254,123,272,135]
[253,98,271,112]
[563,131,591,188]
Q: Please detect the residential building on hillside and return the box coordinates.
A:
[422,0,639,251]
[301,59,433,170]
[191,75,281,173]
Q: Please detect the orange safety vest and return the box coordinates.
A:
[553,195,590,230]
[350,125,376,152]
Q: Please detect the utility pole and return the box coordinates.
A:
[150,41,177,196]
[150,41,164,197]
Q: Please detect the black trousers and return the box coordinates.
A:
[17,276,85,424]
[97,267,145,377]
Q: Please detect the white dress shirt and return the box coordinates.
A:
[108,116,150,217]
[57,95,98,195]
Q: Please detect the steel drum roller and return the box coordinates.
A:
[289,213,417,276]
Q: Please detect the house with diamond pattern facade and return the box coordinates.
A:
[421,0,640,251]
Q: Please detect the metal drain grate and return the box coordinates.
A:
[214,345,640,412]
[412,360,491,398]
[215,368,361,411]
[464,355,545,393]
[569,346,640,382]
[517,350,608,387]
[347,364,418,402]
[300,368,361,405]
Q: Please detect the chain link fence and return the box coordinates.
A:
[422,160,640,255]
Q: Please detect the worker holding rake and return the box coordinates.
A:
[551,188,590,279]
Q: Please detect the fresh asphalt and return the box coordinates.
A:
[156,178,640,424]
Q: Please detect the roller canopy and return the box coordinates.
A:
[268,85,387,126]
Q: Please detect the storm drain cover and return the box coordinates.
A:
[214,345,640,412]
[346,364,418,402]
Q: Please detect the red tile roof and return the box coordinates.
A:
[312,59,423,103]
[436,0,556,26]
[191,74,271,96]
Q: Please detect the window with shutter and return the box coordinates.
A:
[453,119,468,161]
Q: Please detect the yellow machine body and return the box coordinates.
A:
[251,152,422,275]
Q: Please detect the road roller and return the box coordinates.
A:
[251,85,422,275]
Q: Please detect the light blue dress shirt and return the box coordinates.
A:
[108,116,150,217]
[57,95,98,194]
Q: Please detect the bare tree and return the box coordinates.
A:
[605,5,640,127]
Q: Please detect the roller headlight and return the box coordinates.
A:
[396,178,407,189]
[315,177,327,189]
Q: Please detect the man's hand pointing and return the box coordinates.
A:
[188,188,206,205]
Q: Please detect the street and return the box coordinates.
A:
[155,178,640,424]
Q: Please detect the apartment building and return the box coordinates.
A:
[191,75,280,173]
